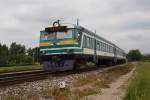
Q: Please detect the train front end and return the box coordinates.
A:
[39,21,82,71]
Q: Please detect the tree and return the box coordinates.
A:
[127,49,142,61]
[9,42,26,64]
[27,47,40,63]
[0,44,9,66]
[9,42,25,55]
[0,42,39,66]
[142,54,150,61]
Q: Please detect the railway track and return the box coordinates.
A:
[0,64,125,87]
[0,70,50,87]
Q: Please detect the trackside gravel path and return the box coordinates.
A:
[84,63,136,100]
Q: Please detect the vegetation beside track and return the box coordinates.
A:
[0,64,42,73]
[124,62,150,100]
[72,63,134,99]
[0,63,134,100]
[39,63,134,100]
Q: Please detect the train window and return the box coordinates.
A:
[89,38,91,48]
[101,42,104,51]
[111,46,113,53]
[99,42,101,51]
[106,44,108,52]
[99,41,101,50]
[89,38,93,49]
[96,41,99,50]
[83,35,86,48]
[104,43,106,52]
[40,31,55,40]
[110,46,111,52]
[107,45,109,52]
[109,46,111,53]
[100,42,102,51]
[103,43,105,52]
[110,46,112,53]
[56,30,72,39]
[105,44,107,52]
[86,36,90,48]
[91,38,94,49]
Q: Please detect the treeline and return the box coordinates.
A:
[0,42,39,67]
[127,49,150,62]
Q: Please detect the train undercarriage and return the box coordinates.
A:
[41,54,126,72]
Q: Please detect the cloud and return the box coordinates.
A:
[0,0,150,53]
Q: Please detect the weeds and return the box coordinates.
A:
[1,95,22,100]
[73,87,101,99]
[41,85,72,100]
[72,63,134,99]
[124,62,150,100]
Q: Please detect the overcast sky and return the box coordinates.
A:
[0,0,150,53]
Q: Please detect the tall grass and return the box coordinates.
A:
[0,65,42,73]
[124,62,150,100]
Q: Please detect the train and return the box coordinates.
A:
[39,20,126,71]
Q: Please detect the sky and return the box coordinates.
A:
[0,0,150,54]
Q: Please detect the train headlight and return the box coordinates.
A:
[66,49,73,54]
[41,50,46,54]
[56,42,60,45]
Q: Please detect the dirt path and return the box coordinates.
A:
[83,63,136,100]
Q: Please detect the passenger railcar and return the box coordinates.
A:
[39,20,126,71]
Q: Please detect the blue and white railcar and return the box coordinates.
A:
[39,20,126,71]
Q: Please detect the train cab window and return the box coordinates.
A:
[57,30,72,39]
[40,31,55,41]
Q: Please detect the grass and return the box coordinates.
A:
[101,63,134,83]
[41,86,72,100]
[74,63,133,87]
[0,64,42,73]
[1,95,22,100]
[73,87,101,99]
[124,62,150,100]
[72,63,134,99]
